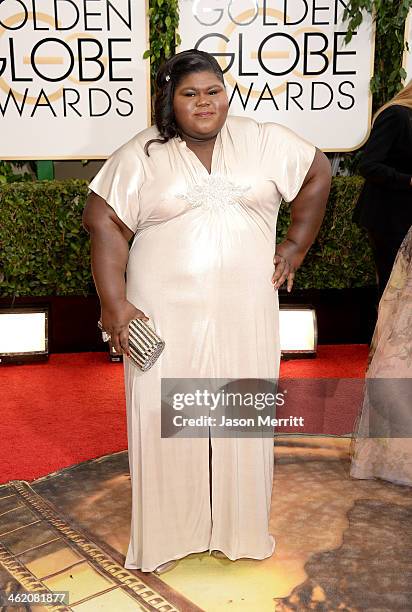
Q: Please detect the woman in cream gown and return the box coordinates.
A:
[84,50,331,573]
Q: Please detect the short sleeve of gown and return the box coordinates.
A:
[88,145,144,234]
[259,122,316,202]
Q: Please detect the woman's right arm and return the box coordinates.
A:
[82,191,148,354]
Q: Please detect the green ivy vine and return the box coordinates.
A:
[143,0,180,96]
[344,0,412,111]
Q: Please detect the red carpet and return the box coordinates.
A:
[280,344,369,378]
[0,346,369,483]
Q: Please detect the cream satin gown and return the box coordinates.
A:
[89,115,315,572]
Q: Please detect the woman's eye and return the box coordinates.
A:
[185,92,196,97]
[209,90,218,95]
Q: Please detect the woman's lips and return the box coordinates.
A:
[195,112,215,117]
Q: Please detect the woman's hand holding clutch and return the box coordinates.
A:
[100,300,149,355]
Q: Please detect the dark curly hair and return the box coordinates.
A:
[144,49,225,155]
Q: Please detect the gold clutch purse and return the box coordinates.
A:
[128,318,165,371]
[98,318,165,371]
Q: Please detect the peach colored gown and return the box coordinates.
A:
[351,225,412,487]
[89,115,315,571]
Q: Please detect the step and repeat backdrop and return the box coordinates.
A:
[0,0,149,158]
[3,0,411,158]
[178,0,375,151]
[403,9,412,81]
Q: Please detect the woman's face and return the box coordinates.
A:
[173,70,229,141]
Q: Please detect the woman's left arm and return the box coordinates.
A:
[272,148,331,292]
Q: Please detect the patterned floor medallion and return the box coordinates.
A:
[1,438,411,611]
[0,457,198,611]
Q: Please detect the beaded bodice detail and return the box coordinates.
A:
[178,175,250,210]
